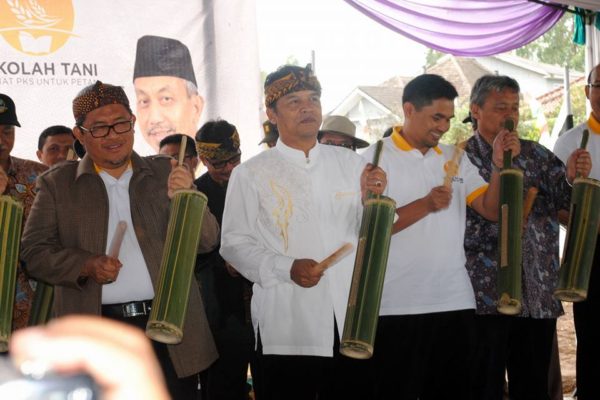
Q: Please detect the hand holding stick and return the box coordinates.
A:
[443,142,465,188]
[314,243,354,274]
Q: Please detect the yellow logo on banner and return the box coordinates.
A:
[0,0,75,56]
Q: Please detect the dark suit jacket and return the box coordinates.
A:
[21,152,219,377]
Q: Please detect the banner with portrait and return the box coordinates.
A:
[0,0,262,159]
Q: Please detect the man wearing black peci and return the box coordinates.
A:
[21,81,219,399]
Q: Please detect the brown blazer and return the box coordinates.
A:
[21,152,219,377]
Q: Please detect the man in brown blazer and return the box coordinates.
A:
[21,81,219,399]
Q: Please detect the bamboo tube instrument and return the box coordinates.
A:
[146,136,208,344]
[0,196,24,350]
[555,129,600,301]
[497,119,524,315]
[27,281,54,327]
[340,141,396,359]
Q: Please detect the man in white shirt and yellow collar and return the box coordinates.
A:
[361,74,519,399]
[220,64,387,400]
[553,63,600,400]
[21,81,219,399]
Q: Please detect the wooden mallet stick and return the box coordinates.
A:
[66,148,77,161]
[178,135,188,166]
[443,142,465,188]
[522,187,538,229]
[314,243,354,273]
[108,221,128,259]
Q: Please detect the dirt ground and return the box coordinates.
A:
[557,302,577,396]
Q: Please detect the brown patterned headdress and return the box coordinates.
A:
[264,64,321,108]
[195,119,241,160]
[73,81,132,123]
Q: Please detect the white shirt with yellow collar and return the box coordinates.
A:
[362,129,487,316]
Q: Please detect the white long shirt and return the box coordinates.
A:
[362,133,487,315]
[220,140,366,356]
[98,167,155,303]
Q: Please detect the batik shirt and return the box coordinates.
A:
[3,156,47,330]
[464,133,570,318]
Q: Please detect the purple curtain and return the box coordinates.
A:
[344,0,565,56]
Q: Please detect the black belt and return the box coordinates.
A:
[102,300,152,318]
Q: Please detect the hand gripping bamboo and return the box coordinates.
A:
[340,141,396,359]
[497,119,524,315]
[555,129,600,302]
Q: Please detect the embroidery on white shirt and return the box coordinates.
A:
[270,179,293,251]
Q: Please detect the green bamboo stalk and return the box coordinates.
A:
[146,190,207,344]
[28,281,54,326]
[367,141,384,201]
[502,119,515,169]
[554,129,599,302]
[555,177,600,301]
[497,169,523,315]
[340,196,396,359]
[0,196,24,351]
[341,141,396,359]
[580,129,589,151]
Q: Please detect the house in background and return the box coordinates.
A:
[329,84,406,143]
[328,54,583,143]
[477,54,570,98]
[536,75,586,116]
[426,56,491,103]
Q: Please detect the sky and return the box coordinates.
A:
[256,0,428,113]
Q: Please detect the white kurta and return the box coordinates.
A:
[220,140,365,357]
[362,134,487,316]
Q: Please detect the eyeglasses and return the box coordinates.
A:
[208,153,241,170]
[78,119,134,139]
[321,140,356,151]
[588,83,600,89]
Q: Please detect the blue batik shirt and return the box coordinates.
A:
[464,132,570,318]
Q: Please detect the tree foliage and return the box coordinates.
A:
[516,13,585,71]
[440,103,473,145]
[425,49,445,68]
